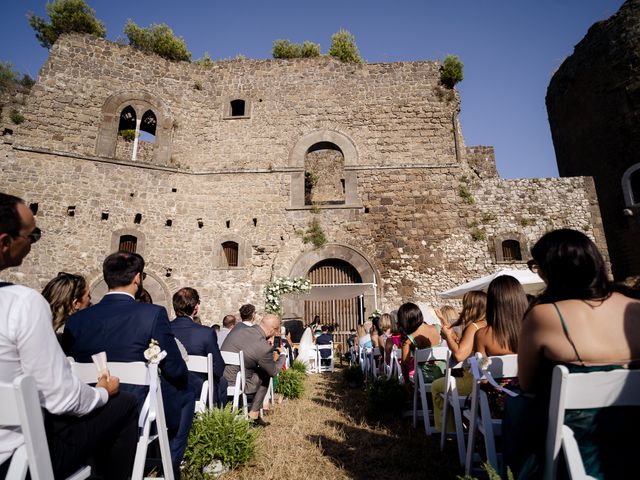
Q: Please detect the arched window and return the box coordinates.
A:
[222,241,239,267]
[140,110,157,142]
[117,106,136,140]
[501,240,522,262]
[230,99,245,117]
[305,142,345,205]
[119,235,138,253]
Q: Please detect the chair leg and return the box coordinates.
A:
[421,385,431,435]
[412,373,419,428]
[465,386,479,475]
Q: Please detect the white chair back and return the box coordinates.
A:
[439,350,466,466]
[0,375,92,480]
[464,353,518,475]
[220,350,248,417]
[316,343,335,373]
[544,365,640,480]
[386,346,404,384]
[70,360,173,480]
[187,353,214,412]
[412,346,450,435]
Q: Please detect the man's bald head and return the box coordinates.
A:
[260,313,281,340]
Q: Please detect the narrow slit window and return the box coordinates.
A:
[502,240,522,262]
[222,241,239,267]
[119,235,137,253]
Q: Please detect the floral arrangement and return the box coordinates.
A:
[144,339,167,364]
[264,277,312,315]
[368,309,382,322]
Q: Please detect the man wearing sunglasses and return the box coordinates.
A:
[0,193,138,479]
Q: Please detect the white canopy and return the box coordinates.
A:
[438,268,544,299]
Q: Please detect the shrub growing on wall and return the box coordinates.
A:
[124,20,191,62]
[328,30,362,63]
[440,54,464,88]
[273,39,321,59]
[28,0,106,49]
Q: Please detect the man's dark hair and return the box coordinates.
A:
[321,324,329,333]
[0,193,24,237]
[239,303,255,321]
[173,287,200,317]
[103,252,144,289]
[222,314,236,328]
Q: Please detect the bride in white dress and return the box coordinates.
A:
[297,327,316,371]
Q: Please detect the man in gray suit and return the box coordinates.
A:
[220,313,285,426]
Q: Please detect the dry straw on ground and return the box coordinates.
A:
[224,368,462,480]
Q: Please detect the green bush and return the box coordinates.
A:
[328,30,362,63]
[274,368,305,399]
[194,52,214,67]
[366,376,408,416]
[440,54,464,89]
[118,129,135,141]
[301,41,321,58]
[302,217,327,248]
[183,406,257,477]
[0,61,19,93]
[272,39,302,59]
[28,0,106,49]
[459,185,475,205]
[342,364,365,386]
[19,74,35,89]
[124,20,191,62]
[290,360,308,375]
[10,110,25,125]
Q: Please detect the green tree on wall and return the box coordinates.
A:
[440,54,464,88]
[328,30,362,64]
[124,20,192,62]
[28,0,106,49]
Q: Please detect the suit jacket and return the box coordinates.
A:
[64,293,190,430]
[220,324,284,389]
[170,316,227,405]
[316,333,333,358]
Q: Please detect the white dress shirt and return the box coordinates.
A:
[0,284,107,464]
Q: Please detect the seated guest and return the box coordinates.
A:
[217,314,236,347]
[136,287,153,304]
[212,324,220,333]
[437,305,459,335]
[64,252,193,477]
[221,314,286,426]
[316,324,333,366]
[170,287,227,407]
[513,229,640,478]
[42,272,92,334]
[236,303,256,328]
[357,321,373,349]
[398,302,442,389]
[0,193,137,479]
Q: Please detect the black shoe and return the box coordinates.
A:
[251,417,270,427]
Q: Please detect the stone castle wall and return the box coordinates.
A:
[0,34,606,323]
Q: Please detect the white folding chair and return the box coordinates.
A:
[386,345,404,384]
[464,353,518,475]
[0,375,91,480]
[544,365,640,480]
[70,360,174,480]
[369,347,380,379]
[220,350,248,418]
[412,346,449,435]
[187,353,214,413]
[439,350,467,466]
[316,343,335,373]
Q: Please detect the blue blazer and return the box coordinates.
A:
[64,293,190,430]
[170,316,227,405]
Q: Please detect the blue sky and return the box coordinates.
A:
[0,1,625,179]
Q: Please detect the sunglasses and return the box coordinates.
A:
[527,259,540,274]
[14,227,42,244]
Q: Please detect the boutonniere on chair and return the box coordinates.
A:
[144,339,167,364]
[478,355,492,371]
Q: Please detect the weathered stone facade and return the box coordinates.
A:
[547,0,640,280]
[0,33,606,324]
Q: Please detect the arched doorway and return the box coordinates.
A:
[304,259,362,329]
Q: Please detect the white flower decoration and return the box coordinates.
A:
[144,339,167,364]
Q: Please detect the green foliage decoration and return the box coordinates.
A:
[441,54,464,88]
[328,30,362,63]
[302,217,327,248]
[366,376,408,416]
[28,0,106,49]
[124,20,191,62]
[264,277,311,315]
[290,360,308,375]
[274,368,305,399]
[10,110,25,125]
[118,129,135,141]
[182,406,257,477]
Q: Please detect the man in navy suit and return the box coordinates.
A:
[64,252,193,477]
[170,287,227,406]
[316,324,334,366]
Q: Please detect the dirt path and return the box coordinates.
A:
[224,370,462,480]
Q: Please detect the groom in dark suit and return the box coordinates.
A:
[170,287,227,406]
[64,252,193,476]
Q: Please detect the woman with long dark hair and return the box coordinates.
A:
[514,229,640,478]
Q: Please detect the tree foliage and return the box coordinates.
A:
[28,0,106,49]
[0,61,36,93]
[328,30,362,63]
[124,20,191,62]
[272,39,320,59]
[440,54,464,88]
